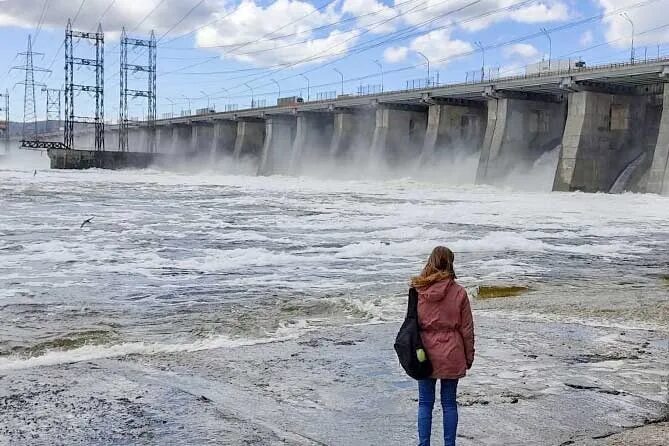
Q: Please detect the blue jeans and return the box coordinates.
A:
[417,379,459,446]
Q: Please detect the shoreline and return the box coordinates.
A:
[1,311,667,445]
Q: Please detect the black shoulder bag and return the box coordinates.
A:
[393,287,433,380]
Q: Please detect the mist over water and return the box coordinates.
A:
[1,143,668,372]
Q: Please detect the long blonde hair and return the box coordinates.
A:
[411,246,457,288]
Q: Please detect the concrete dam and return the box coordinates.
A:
[46,58,669,195]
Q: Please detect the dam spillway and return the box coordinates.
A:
[44,57,669,195]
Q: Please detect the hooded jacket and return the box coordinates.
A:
[417,278,475,379]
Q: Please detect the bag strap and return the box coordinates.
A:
[407,287,418,319]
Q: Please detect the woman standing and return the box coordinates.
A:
[411,246,475,446]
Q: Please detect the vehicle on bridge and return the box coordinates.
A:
[277,96,304,106]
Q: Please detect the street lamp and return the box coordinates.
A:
[333,68,344,96]
[270,78,281,102]
[540,27,552,70]
[374,59,384,92]
[474,41,485,81]
[244,83,255,108]
[200,90,210,110]
[181,94,191,114]
[166,97,175,116]
[300,73,310,101]
[621,12,635,63]
[416,51,430,86]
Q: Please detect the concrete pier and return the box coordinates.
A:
[647,86,669,195]
[553,91,662,193]
[157,126,173,153]
[211,120,238,156]
[289,113,333,173]
[329,110,375,160]
[476,94,566,184]
[258,116,296,175]
[420,100,486,164]
[233,119,265,160]
[370,105,427,165]
[171,125,192,155]
[190,122,214,154]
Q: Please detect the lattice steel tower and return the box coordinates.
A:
[119,28,156,152]
[65,20,104,150]
[12,36,50,141]
[42,87,62,133]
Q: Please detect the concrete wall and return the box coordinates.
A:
[370,106,427,166]
[171,125,193,154]
[420,102,486,163]
[329,110,375,160]
[647,86,669,195]
[191,123,214,154]
[258,116,296,175]
[233,119,265,160]
[157,126,173,153]
[477,97,567,184]
[212,120,238,155]
[290,113,334,174]
[554,91,662,193]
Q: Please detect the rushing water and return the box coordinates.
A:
[1,159,668,372]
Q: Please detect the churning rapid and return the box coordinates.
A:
[1,154,667,368]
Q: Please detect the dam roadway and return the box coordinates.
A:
[44,57,669,195]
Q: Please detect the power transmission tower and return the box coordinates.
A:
[119,28,157,152]
[0,90,9,153]
[65,20,104,151]
[42,87,62,132]
[12,35,50,141]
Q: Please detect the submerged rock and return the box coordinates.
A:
[475,285,530,299]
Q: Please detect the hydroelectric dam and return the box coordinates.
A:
[43,57,669,196]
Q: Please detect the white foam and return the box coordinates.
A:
[0,331,302,371]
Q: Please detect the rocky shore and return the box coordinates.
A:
[1,310,667,445]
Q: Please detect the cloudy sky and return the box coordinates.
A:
[0,0,668,121]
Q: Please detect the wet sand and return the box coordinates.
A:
[1,310,667,445]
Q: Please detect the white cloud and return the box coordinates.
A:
[409,29,473,67]
[504,43,540,59]
[342,0,398,35]
[384,46,409,63]
[509,2,569,23]
[196,0,357,67]
[0,0,214,35]
[598,0,669,49]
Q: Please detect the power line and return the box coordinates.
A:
[162,0,457,78]
[205,0,660,99]
[162,0,425,51]
[189,1,664,104]
[33,0,51,45]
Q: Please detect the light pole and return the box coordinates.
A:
[333,68,344,96]
[181,94,191,114]
[540,27,552,70]
[270,78,281,102]
[217,87,231,110]
[200,90,210,110]
[474,41,485,81]
[416,51,430,86]
[300,73,310,101]
[374,59,384,92]
[244,83,255,108]
[621,12,635,63]
[166,97,175,116]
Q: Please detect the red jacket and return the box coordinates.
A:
[417,279,475,379]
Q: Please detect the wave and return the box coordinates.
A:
[0,327,303,372]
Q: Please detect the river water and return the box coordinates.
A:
[1,155,667,372]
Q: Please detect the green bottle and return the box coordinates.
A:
[416,348,427,363]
